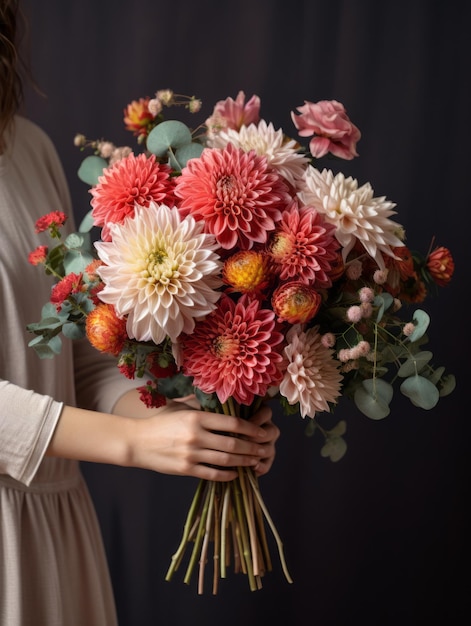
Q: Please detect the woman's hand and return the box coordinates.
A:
[246,403,280,477]
[126,399,279,481]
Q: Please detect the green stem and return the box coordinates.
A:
[237,466,261,577]
[183,480,213,586]
[197,481,216,594]
[246,469,293,584]
[165,479,205,581]
[220,483,231,579]
[232,475,257,591]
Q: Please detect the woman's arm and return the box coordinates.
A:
[47,391,279,481]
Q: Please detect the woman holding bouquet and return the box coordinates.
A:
[0,1,279,624]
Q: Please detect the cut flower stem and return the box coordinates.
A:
[164,398,293,594]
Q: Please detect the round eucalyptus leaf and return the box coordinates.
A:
[400,374,439,409]
[439,374,456,397]
[321,435,347,462]
[397,350,433,377]
[407,309,430,343]
[146,120,192,157]
[64,249,95,274]
[354,378,393,419]
[169,142,204,171]
[77,155,108,186]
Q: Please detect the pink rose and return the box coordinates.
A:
[291,100,361,160]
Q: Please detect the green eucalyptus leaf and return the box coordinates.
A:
[26,315,64,335]
[397,350,433,377]
[194,388,220,411]
[64,231,93,253]
[41,301,69,321]
[169,142,204,171]
[328,419,347,437]
[407,309,430,343]
[63,249,95,274]
[439,374,456,397]
[428,366,445,385]
[304,419,317,437]
[157,372,195,399]
[78,209,95,233]
[28,334,63,358]
[354,378,393,420]
[400,374,439,409]
[146,120,192,157]
[77,155,108,186]
[320,433,347,462]
[62,322,86,340]
[374,293,394,323]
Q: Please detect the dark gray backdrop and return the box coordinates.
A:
[20,1,469,624]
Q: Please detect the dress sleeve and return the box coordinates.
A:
[73,339,142,415]
[0,379,63,485]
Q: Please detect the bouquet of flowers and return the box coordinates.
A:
[27,89,455,594]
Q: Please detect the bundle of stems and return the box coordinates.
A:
[165,398,293,594]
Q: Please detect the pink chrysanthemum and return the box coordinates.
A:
[280,324,343,418]
[208,120,310,188]
[267,201,339,287]
[174,143,290,250]
[180,294,284,406]
[90,153,176,241]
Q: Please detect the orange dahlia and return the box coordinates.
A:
[86,303,128,356]
[90,153,176,241]
[174,143,290,250]
[180,294,284,406]
[272,281,322,324]
[222,250,271,295]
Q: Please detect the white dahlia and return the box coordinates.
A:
[95,202,223,344]
[298,166,404,270]
[208,120,309,188]
[280,324,343,418]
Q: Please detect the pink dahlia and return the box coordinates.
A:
[205,91,261,139]
[174,143,290,250]
[180,294,284,406]
[267,201,339,287]
[90,153,176,241]
[280,324,343,418]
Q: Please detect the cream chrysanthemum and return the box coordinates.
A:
[298,166,404,270]
[280,324,343,418]
[95,202,223,344]
[208,120,309,188]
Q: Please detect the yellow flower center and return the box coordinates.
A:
[144,249,178,285]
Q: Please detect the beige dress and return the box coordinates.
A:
[0,116,135,625]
